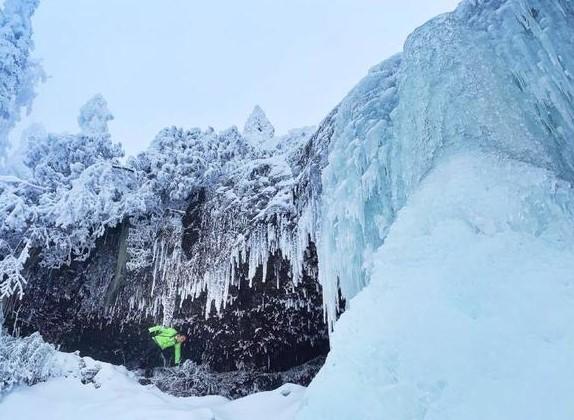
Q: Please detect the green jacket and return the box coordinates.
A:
[148,325,182,365]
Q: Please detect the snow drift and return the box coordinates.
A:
[0,335,304,420]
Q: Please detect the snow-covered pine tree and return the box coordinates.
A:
[0,95,135,297]
[0,0,43,169]
[242,105,275,148]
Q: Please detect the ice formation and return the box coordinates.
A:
[300,153,574,419]
[297,0,574,418]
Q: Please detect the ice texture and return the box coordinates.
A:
[298,0,574,418]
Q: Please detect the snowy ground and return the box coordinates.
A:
[0,360,305,420]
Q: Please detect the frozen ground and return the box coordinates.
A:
[0,358,305,420]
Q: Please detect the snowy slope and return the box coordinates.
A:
[0,360,305,420]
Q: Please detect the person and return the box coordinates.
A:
[146,325,187,367]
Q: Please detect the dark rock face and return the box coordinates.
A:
[4,216,328,381]
[179,249,326,373]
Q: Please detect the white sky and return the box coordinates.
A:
[13,0,460,156]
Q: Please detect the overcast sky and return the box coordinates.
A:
[13,0,460,156]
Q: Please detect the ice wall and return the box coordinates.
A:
[313,0,574,323]
[299,0,574,418]
[300,153,574,420]
[315,55,401,323]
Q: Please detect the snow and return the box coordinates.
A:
[0,360,306,420]
[243,105,275,149]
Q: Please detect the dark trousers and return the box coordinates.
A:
[142,338,174,368]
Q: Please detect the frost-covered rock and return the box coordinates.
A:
[147,356,324,399]
[1,93,325,380]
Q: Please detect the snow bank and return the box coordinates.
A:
[299,153,574,419]
[0,358,305,420]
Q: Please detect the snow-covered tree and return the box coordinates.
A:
[25,94,123,191]
[0,95,132,297]
[0,242,29,299]
[242,105,275,147]
[0,329,92,397]
[78,93,113,136]
[0,0,43,168]
[129,126,254,209]
[0,89,312,310]
[0,331,58,395]
[2,123,45,178]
